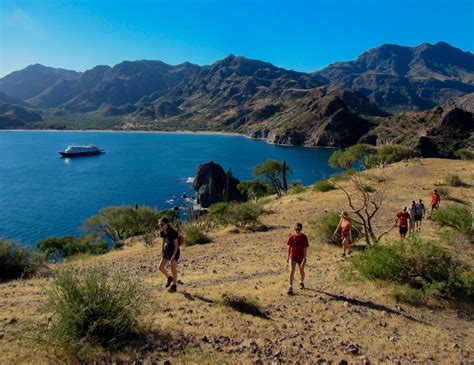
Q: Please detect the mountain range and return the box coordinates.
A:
[1,41,473,157]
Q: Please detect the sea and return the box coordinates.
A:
[0,130,337,248]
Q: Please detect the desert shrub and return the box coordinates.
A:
[361,184,376,193]
[435,186,450,198]
[289,181,306,194]
[219,294,267,318]
[454,148,474,160]
[433,204,472,234]
[0,239,45,280]
[331,169,356,182]
[461,271,474,298]
[38,268,145,356]
[182,225,212,246]
[209,202,262,227]
[83,206,178,248]
[365,144,417,168]
[329,144,375,170]
[238,179,273,201]
[313,179,336,192]
[309,212,361,245]
[37,235,109,261]
[352,237,472,300]
[444,174,467,187]
[389,285,425,305]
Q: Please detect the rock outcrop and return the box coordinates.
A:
[192,161,246,208]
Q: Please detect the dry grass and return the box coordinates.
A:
[1,158,473,364]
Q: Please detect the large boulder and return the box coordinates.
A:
[192,161,246,208]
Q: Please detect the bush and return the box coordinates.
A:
[37,235,109,261]
[309,212,361,245]
[444,174,467,187]
[352,237,472,300]
[365,144,417,168]
[0,239,45,280]
[238,179,273,201]
[209,202,262,227]
[389,285,425,305]
[329,144,375,170]
[39,268,145,355]
[454,148,474,160]
[83,206,178,248]
[433,204,472,234]
[313,179,336,192]
[289,181,306,194]
[219,294,268,318]
[183,225,212,246]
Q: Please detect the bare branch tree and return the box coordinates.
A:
[334,171,388,245]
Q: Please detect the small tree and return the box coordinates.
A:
[335,172,393,245]
[329,144,375,170]
[253,160,292,197]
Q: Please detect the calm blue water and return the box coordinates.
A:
[0,131,336,247]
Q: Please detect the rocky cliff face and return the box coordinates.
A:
[0,92,43,129]
[192,161,246,208]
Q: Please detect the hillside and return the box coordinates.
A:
[316,42,474,113]
[1,159,473,364]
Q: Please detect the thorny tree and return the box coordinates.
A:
[334,172,393,245]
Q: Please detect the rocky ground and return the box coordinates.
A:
[0,158,473,364]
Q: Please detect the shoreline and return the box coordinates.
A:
[0,128,244,137]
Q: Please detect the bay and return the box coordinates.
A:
[0,130,336,247]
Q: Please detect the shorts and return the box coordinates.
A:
[288,257,304,265]
[399,226,408,235]
[163,244,180,261]
[414,214,422,221]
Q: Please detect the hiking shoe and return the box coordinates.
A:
[299,282,305,290]
[169,284,177,293]
[165,276,173,288]
[287,287,294,295]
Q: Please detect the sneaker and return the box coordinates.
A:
[287,286,294,295]
[165,276,173,288]
[299,282,305,290]
[169,284,177,293]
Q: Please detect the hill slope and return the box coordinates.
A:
[0,159,472,364]
[316,42,474,112]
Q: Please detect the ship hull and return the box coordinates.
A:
[59,151,104,157]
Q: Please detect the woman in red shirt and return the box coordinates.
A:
[334,211,353,257]
[286,223,309,295]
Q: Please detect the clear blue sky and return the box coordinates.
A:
[1,0,473,77]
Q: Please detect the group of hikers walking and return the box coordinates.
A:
[156,190,441,294]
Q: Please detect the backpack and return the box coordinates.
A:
[177,233,185,247]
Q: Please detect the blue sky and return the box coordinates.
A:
[1,0,473,77]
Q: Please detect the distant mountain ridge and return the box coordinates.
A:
[0,42,472,156]
[315,41,474,112]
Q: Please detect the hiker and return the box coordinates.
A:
[334,211,352,258]
[395,207,410,239]
[415,199,426,230]
[408,201,417,236]
[429,189,441,217]
[158,217,180,293]
[286,222,309,295]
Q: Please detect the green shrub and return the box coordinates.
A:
[209,202,262,227]
[309,212,361,245]
[183,226,212,246]
[352,237,471,300]
[83,206,178,248]
[0,239,45,280]
[313,179,336,192]
[289,181,306,194]
[37,235,109,261]
[219,294,267,318]
[365,144,417,168]
[389,285,425,305]
[433,204,472,234]
[238,179,273,201]
[444,174,467,187]
[39,268,145,355]
[454,148,474,160]
[331,169,355,182]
